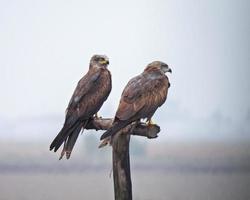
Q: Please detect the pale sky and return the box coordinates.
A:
[1,0,250,140]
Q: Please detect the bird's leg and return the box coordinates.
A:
[146,118,155,126]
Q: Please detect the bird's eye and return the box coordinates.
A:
[98,58,106,63]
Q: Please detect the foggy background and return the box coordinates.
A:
[0,0,250,200]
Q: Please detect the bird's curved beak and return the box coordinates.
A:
[161,63,172,73]
[99,60,109,65]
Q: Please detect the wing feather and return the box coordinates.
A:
[67,70,101,112]
[116,72,168,121]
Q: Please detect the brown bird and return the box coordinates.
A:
[100,61,171,140]
[50,55,112,159]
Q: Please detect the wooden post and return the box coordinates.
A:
[85,118,160,200]
[112,133,132,200]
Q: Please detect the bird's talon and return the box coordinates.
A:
[147,119,155,126]
[94,113,102,119]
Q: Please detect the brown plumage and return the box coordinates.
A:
[100,61,171,140]
[50,55,112,159]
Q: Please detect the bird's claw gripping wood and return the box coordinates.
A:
[147,118,155,126]
[94,112,102,119]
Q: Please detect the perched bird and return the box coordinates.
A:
[100,61,171,140]
[50,55,112,159]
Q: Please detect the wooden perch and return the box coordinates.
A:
[85,117,161,200]
[85,117,160,139]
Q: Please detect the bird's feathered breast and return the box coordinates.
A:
[115,69,169,121]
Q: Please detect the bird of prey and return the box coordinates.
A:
[50,55,112,159]
[100,61,171,140]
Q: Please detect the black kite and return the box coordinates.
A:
[50,55,112,159]
[100,61,171,140]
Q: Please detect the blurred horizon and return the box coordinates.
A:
[0,111,249,143]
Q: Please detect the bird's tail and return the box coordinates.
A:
[100,120,130,140]
[50,120,86,159]
[59,124,83,160]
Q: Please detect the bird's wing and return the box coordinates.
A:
[66,70,101,113]
[115,75,145,120]
[116,73,168,121]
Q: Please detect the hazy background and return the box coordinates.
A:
[0,0,250,199]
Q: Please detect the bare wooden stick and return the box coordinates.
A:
[85,117,113,130]
[85,117,160,200]
[112,133,132,200]
[85,118,160,138]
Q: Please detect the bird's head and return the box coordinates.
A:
[145,61,172,74]
[90,54,109,68]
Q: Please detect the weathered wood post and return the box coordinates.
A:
[112,133,132,200]
[86,118,160,200]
